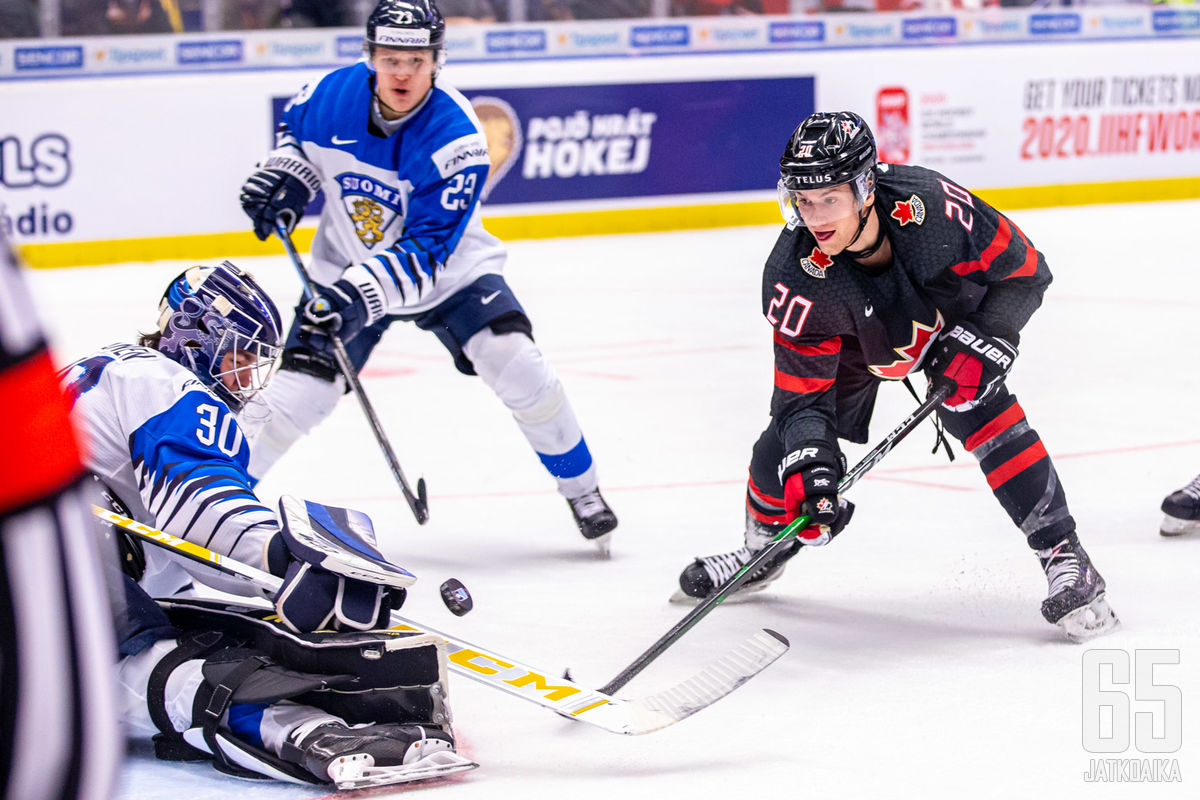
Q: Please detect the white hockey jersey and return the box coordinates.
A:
[272,62,506,318]
[63,343,278,597]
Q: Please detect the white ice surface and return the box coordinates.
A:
[27,199,1199,799]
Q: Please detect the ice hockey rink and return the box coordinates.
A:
[26,198,1200,798]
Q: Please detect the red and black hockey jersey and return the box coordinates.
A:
[763,163,1051,451]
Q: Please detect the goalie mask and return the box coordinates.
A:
[156,261,283,412]
[778,111,879,229]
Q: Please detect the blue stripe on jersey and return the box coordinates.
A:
[537,437,593,480]
[372,252,404,291]
[128,391,269,516]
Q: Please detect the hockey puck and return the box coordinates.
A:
[439,578,473,616]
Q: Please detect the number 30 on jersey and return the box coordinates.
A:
[195,403,244,457]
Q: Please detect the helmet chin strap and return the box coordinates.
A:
[844,204,885,260]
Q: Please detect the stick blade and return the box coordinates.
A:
[621,629,790,734]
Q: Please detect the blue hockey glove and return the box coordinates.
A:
[297,280,373,349]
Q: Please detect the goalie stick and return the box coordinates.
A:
[599,384,953,695]
[274,220,429,525]
[92,506,789,736]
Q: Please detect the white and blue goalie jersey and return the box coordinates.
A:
[64,343,278,597]
[273,62,506,318]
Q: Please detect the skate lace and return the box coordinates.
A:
[570,492,606,519]
[701,547,753,583]
[1040,544,1081,597]
[1179,473,1200,501]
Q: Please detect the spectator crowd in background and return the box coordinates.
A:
[1,0,1196,40]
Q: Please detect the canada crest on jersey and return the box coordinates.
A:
[890,194,926,227]
[867,310,945,380]
[800,247,833,279]
[336,172,406,246]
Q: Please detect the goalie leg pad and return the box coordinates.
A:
[464,328,597,495]
[160,597,453,729]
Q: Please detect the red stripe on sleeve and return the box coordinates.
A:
[774,333,841,357]
[1002,222,1039,281]
[0,350,87,513]
[964,401,1026,452]
[950,217,1012,276]
[985,440,1048,490]
[774,369,834,394]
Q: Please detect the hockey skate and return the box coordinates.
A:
[1037,536,1119,642]
[567,489,618,555]
[673,540,800,603]
[673,514,801,603]
[286,721,477,791]
[1159,473,1200,536]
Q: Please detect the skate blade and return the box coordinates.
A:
[588,532,612,558]
[667,580,776,606]
[1159,515,1200,537]
[330,750,478,790]
[1058,594,1121,643]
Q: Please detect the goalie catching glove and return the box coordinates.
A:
[780,446,854,547]
[267,496,414,633]
[927,319,1018,412]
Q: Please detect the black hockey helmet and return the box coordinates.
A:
[365,0,446,53]
[779,111,878,202]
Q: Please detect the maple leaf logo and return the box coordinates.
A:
[867,310,945,379]
[801,247,834,279]
[890,194,926,226]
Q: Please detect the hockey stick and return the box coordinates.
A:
[274,220,429,525]
[93,506,789,736]
[599,383,953,696]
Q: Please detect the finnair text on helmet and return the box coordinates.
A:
[375,26,431,47]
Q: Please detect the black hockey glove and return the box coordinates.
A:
[780,446,854,547]
[266,533,405,634]
[296,280,373,351]
[927,320,1018,412]
[240,159,316,241]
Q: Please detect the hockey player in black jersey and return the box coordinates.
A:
[676,111,1118,641]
